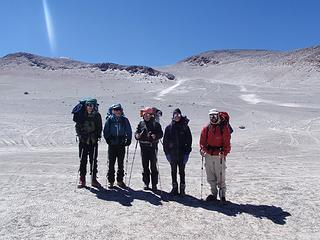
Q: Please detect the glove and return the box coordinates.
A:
[200,149,207,157]
[135,133,141,140]
[183,154,189,164]
[125,139,131,146]
[165,154,172,163]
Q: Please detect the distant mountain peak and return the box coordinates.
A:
[0,52,175,80]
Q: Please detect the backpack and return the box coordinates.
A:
[219,112,233,134]
[205,111,233,143]
[139,107,162,123]
[71,97,98,123]
[105,105,126,135]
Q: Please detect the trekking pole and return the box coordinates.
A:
[218,149,224,202]
[106,152,109,187]
[200,155,204,200]
[90,145,97,191]
[125,145,130,185]
[219,154,222,201]
[74,148,84,192]
[155,149,163,196]
[128,140,138,188]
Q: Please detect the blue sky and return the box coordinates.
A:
[1,0,320,66]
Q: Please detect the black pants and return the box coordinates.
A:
[141,146,158,186]
[170,152,185,185]
[107,145,125,183]
[79,142,98,177]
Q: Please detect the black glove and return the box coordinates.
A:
[125,139,131,146]
[105,138,112,145]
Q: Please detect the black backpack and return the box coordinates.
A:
[71,98,98,123]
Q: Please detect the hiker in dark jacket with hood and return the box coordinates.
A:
[163,108,192,196]
[104,103,132,188]
[75,98,102,188]
[135,107,163,191]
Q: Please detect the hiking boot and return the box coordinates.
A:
[206,194,217,202]
[77,176,86,188]
[91,178,101,188]
[152,185,158,192]
[143,184,150,190]
[108,182,114,188]
[180,184,186,196]
[170,183,179,195]
[220,197,227,203]
[117,181,126,188]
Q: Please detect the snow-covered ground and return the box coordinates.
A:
[0,48,320,239]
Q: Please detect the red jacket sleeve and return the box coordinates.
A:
[199,126,207,152]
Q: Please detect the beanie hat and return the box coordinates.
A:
[173,108,182,116]
[111,103,122,110]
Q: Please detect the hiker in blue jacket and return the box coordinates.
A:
[103,104,132,188]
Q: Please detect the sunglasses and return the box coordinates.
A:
[113,108,122,111]
[86,104,94,108]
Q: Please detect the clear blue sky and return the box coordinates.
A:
[1,0,320,66]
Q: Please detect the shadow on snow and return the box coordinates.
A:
[87,186,162,207]
[160,191,291,225]
[85,187,291,225]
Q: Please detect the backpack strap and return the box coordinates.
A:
[205,124,210,147]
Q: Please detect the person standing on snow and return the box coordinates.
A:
[76,99,102,188]
[104,104,132,188]
[135,107,163,191]
[199,109,231,202]
[163,108,192,196]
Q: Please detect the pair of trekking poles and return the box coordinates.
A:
[126,140,163,195]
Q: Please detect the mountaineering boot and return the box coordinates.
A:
[117,181,127,188]
[91,176,101,188]
[206,194,217,202]
[180,184,186,196]
[143,184,150,190]
[108,181,114,188]
[78,175,86,188]
[220,196,227,204]
[170,183,179,195]
[152,184,158,192]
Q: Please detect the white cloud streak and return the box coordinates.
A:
[43,0,56,54]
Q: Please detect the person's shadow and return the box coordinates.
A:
[87,186,162,206]
[160,191,291,225]
[87,187,290,225]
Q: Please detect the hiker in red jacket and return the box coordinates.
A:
[199,109,231,203]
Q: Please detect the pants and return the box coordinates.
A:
[170,152,185,186]
[79,142,98,177]
[205,154,226,198]
[107,145,125,183]
[141,146,158,187]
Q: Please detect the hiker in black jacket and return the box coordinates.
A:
[75,99,102,188]
[163,108,192,196]
[135,107,163,191]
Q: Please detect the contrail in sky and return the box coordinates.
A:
[42,0,56,54]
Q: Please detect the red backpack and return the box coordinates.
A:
[206,111,233,142]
